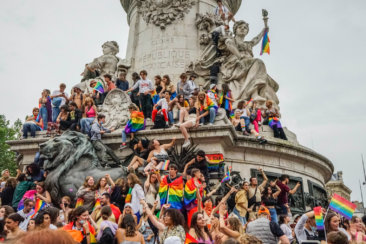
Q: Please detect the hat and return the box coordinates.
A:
[124,203,132,209]
[210,84,216,90]
[258,206,270,216]
[73,84,81,90]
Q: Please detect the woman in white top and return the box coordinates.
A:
[144,172,160,206]
[279,213,294,243]
[146,138,176,163]
[127,173,145,221]
[175,96,198,148]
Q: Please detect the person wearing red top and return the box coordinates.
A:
[276,174,301,215]
[104,74,116,92]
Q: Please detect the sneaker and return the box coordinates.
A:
[209,123,214,126]
[243,131,250,136]
[119,143,127,150]
[174,123,181,127]
[182,140,191,148]
[259,138,268,144]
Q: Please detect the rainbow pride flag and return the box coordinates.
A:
[17,190,36,211]
[160,160,170,170]
[268,117,282,129]
[313,206,324,230]
[185,232,198,244]
[159,175,183,210]
[110,204,121,221]
[329,193,357,220]
[75,198,84,208]
[201,95,218,112]
[125,188,132,203]
[206,153,224,164]
[30,199,47,218]
[93,199,101,211]
[260,29,270,55]
[221,166,232,183]
[184,178,200,210]
[125,111,146,134]
[92,80,105,94]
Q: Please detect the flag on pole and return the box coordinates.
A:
[313,206,324,230]
[30,199,47,218]
[221,166,232,183]
[329,193,357,220]
[260,29,270,55]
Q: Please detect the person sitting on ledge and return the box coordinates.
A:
[22,107,43,139]
[214,0,235,24]
[126,139,150,173]
[89,79,106,105]
[90,114,119,166]
[69,84,84,110]
[116,72,129,91]
[120,104,146,150]
[62,102,82,131]
[80,97,97,135]
[263,100,287,140]
[195,91,217,126]
[152,91,171,126]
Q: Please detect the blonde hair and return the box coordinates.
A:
[127,173,142,188]
[195,91,207,109]
[84,97,94,107]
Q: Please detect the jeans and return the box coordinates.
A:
[23,123,40,138]
[279,204,288,215]
[121,129,127,143]
[40,106,48,130]
[233,206,247,225]
[52,107,60,122]
[200,108,216,124]
[168,111,174,124]
[240,116,251,133]
[269,207,278,223]
[80,117,95,134]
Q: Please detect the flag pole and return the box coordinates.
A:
[360,180,366,214]
[362,154,366,185]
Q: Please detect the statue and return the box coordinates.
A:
[40,131,127,204]
[79,41,131,94]
[189,11,280,109]
[100,89,132,129]
[137,0,195,29]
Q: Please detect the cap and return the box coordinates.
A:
[258,206,270,216]
[124,203,132,209]
[210,84,216,90]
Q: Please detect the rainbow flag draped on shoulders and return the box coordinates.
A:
[268,117,282,129]
[260,28,270,55]
[185,233,198,244]
[329,193,357,220]
[159,175,183,210]
[184,178,203,211]
[202,95,218,112]
[125,111,146,134]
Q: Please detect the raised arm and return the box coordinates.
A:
[250,27,267,46]
[183,159,195,178]
[141,200,166,231]
[106,174,115,190]
[259,168,268,189]
[163,137,176,150]
[219,204,240,238]
[289,182,301,195]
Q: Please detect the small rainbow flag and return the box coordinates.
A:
[125,188,132,203]
[185,232,198,244]
[329,193,357,220]
[75,198,84,208]
[30,199,47,218]
[92,80,105,94]
[92,198,101,211]
[125,111,146,134]
[260,29,270,55]
[160,160,170,171]
[221,166,232,183]
[313,206,324,230]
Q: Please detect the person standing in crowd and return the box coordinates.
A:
[195,91,217,126]
[207,84,220,109]
[294,209,319,242]
[0,178,17,206]
[116,72,129,91]
[22,107,43,139]
[246,206,290,244]
[137,202,157,244]
[76,176,96,212]
[34,209,56,230]
[347,216,366,242]
[158,164,184,210]
[95,175,112,200]
[59,196,72,225]
[63,206,95,244]
[0,206,15,226]
[96,205,118,243]
[177,73,193,99]
[5,213,25,241]
[248,168,268,216]
[233,181,251,225]
[35,182,52,204]
[219,204,242,242]
[111,178,129,212]
[220,83,235,119]
[38,89,52,130]
[50,83,69,122]
[184,168,204,227]
[125,70,153,119]
[152,75,163,105]
[327,231,349,244]
[91,193,120,229]
[188,211,213,244]
[279,212,294,243]
[115,214,145,244]
[80,97,97,135]
[127,173,145,222]
[324,212,350,240]
[262,180,282,223]
[144,172,159,206]
[184,150,210,182]
[276,174,301,215]
[12,174,35,210]
[69,84,84,110]
[263,100,287,140]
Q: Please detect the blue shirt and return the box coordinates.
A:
[116,79,129,91]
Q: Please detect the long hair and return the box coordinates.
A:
[195,92,207,109]
[68,206,88,223]
[115,178,128,191]
[1,205,14,219]
[95,177,107,190]
[177,94,185,107]
[324,212,339,233]
[228,217,243,234]
[5,178,17,189]
[101,206,112,221]
[82,176,95,190]
[121,214,136,237]
[127,173,142,188]
[222,84,230,95]
[163,75,171,85]
[190,212,212,241]
[278,214,288,225]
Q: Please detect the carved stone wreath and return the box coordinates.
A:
[137,0,195,29]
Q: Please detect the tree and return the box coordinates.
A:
[0,115,22,175]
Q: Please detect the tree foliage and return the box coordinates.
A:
[0,115,22,175]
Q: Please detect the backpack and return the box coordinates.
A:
[152,114,167,129]
[98,227,114,244]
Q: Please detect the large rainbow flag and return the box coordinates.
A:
[260,29,270,55]
[268,117,282,129]
[185,233,198,244]
[17,190,36,211]
[125,111,146,134]
[184,178,200,210]
[30,199,47,218]
[200,95,218,112]
[313,206,324,230]
[329,193,357,220]
[159,175,183,210]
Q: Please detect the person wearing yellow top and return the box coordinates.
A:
[233,181,252,225]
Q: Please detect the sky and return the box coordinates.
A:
[0,0,365,201]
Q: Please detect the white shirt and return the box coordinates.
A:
[295,214,316,243]
[131,184,145,214]
[235,108,248,118]
[207,90,218,106]
[17,209,35,231]
[52,90,69,106]
[280,223,293,242]
[131,79,153,94]
[157,98,169,111]
[188,80,196,90]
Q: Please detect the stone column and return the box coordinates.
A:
[120,0,241,83]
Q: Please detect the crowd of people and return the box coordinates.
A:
[0,155,365,244]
